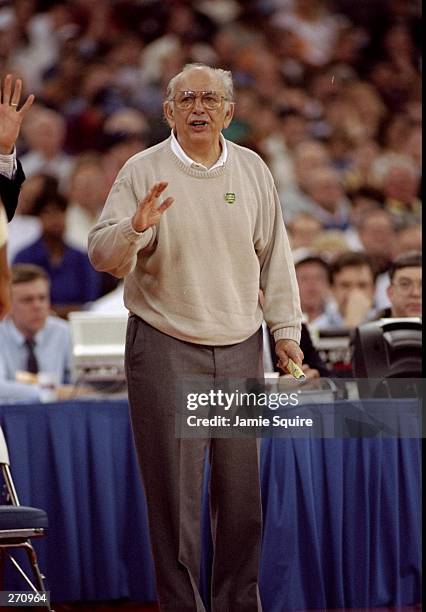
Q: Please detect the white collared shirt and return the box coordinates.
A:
[170,130,228,171]
[0,316,73,401]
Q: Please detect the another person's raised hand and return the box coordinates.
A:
[131,181,174,232]
[0,74,35,155]
[343,288,373,328]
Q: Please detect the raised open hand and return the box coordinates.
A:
[132,181,174,232]
[0,74,35,155]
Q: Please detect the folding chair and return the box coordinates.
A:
[0,425,54,611]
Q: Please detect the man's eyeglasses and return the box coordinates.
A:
[171,91,229,110]
[392,279,422,293]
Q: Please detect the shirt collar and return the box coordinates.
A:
[170,130,228,171]
[6,317,46,346]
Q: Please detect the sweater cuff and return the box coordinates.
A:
[0,146,16,179]
[273,327,301,344]
[120,217,154,248]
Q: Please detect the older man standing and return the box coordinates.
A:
[89,63,302,611]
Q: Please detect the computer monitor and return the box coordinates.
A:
[68,312,129,382]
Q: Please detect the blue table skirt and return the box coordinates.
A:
[0,400,420,609]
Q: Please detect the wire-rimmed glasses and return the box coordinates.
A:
[171,90,229,110]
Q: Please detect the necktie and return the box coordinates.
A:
[25,338,39,375]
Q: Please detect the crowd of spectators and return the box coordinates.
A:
[0,0,421,330]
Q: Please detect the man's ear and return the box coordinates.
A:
[163,101,175,129]
[223,102,235,130]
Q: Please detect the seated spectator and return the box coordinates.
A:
[369,222,421,311]
[287,213,323,250]
[20,105,74,191]
[345,186,384,250]
[357,208,397,275]
[65,153,108,252]
[380,161,421,227]
[101,109,149,190]
[279,140,331,221]
[7,173,57,262]
[316,251,377,330]
[302,166,351,230]
[394,222,422,256]
[294,252,334,329]
[343,140,382,193]
[342,81,387,141]
[13,191,102,317]
[271,0,349,68]
[0,264,72,401]
[311,229,350,261]
[375,251,421,319]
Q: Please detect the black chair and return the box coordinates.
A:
[0,425,53,611]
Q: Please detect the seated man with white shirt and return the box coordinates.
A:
[0,263,72,402]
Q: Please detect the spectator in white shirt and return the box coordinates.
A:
[0,263,72,402]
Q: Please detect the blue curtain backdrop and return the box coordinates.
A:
[0,399,420,609]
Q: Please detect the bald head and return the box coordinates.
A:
[165,63,234,102]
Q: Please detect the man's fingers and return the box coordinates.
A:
[139,182,169,207]
[290,348,304,369]
[1,74,12,104]
[10,77,22,106]
[133,184,173,232]
[18,94,35,116]
[275,340,304,373]
[148,181,168,201]
[157,197,174,212]
[153,181,168,196]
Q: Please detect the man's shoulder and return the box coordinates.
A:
[122,138,171,172]
[14,237,43,260]
[227,140,266,165]
[227,140,273,183]
[44,315,70,336]
[0,318,14,340]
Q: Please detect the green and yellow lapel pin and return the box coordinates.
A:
[224,192,236,204]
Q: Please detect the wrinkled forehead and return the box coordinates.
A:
[394,266,422,281]
[174,68,223,94]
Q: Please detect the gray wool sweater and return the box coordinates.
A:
[88,137,301,346]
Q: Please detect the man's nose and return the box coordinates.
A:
[193,95,205,111]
